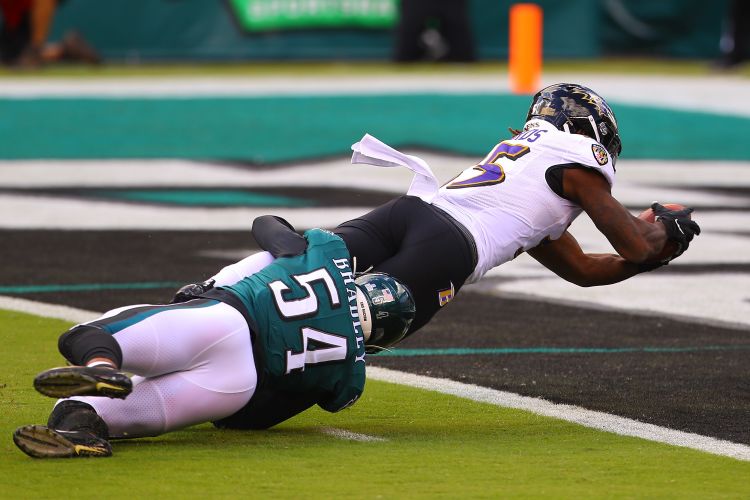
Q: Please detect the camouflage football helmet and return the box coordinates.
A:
[355,273,416,353]
[526,83,622,161]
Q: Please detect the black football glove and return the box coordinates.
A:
[651,202,701,260]
[170,279,215,304]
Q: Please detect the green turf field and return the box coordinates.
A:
[2,309,748,498]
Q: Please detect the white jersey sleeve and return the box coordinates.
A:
[550,125,616,186]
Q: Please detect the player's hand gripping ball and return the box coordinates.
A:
[638,202,700,263]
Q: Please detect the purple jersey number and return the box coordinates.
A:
[446,141,530,189]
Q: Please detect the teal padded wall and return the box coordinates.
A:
[48,0,725,61]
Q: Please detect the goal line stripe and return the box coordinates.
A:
[367,366,750,462]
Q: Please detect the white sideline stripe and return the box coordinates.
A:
[0,296,98,324]
[3,296,748,461]
[367,367,750,462]
[0,74,749,117]
[319,427,387,442]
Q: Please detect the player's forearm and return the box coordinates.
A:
[573,253,657,287]
[615,217,669,264]
[209,251,275,286]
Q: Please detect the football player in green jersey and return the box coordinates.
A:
[13,221,415,459]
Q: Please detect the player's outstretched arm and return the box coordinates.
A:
[562,167,673,263]
[528,231,655,287]
[528,166,700,286]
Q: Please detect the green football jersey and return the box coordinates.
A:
[223,229,366,412]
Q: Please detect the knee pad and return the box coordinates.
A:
[58,325,123,368]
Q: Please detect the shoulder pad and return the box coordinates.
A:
[562,134,616,186]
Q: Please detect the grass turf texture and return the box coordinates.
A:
[2,309,749,497]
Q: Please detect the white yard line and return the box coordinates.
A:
[3,157,750,195]
[0,73,748,117]
[0,194,364,230]
[367,367,750,462]
[4,296,748,461]
[0,295,97,324]
[0,75,508,97]
[0,157,415,190]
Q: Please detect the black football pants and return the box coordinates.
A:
[335,195,476,336]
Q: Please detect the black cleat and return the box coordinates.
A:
[13,425,112,458]
[34,366,132,399]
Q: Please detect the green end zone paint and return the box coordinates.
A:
[376,345,750,356]
[94,189,314,207]
[0,282,182,294]
[3,95,750,161]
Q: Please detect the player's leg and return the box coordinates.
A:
[0,2,33,65]
[15,371,256,457]
[13,400,113,458]
[35,300,253,397]
[334,196,405,273]
[71,367,256,439]
[435,0,476,62]
[66,305,256,438]
[15,302,257,457]
[393,0,429,61]
[339,196,476,334]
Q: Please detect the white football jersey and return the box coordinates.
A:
[431,119,616,283]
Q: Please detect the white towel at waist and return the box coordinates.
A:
[350,133,439,203]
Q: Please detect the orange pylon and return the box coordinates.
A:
[509,3,543,95]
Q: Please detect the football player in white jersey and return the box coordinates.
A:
[175,83,700,344]
[334,83,700,335]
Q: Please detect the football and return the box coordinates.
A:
[637,203,686,224]
[637,203,688,262]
